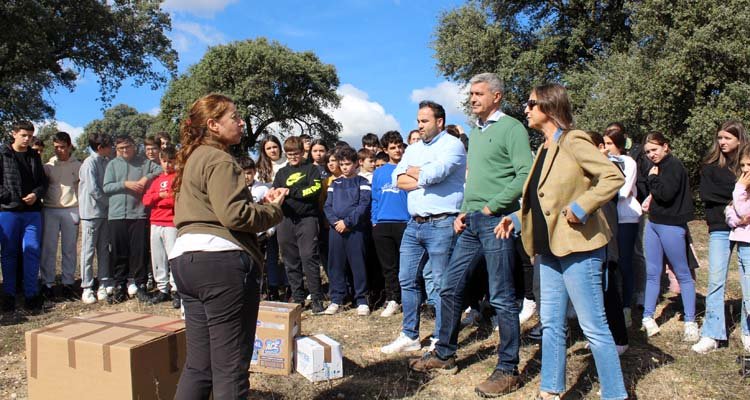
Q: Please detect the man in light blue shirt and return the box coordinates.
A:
[381,100,466,354]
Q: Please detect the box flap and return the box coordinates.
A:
[258,301,302,314]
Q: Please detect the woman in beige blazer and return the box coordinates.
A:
[495,84,627,400]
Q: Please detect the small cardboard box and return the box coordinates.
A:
[295,334,343,382]
[25,311,185,400]
[250,301,302,375]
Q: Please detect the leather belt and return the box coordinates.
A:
[413,213,457,224]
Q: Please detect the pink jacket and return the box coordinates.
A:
[726,183,750,243]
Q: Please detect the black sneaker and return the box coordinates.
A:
[40,285,55,301]
[24,295,44,312]
[171,292,181,309]
[1,294,16,313]
[108,286,127,304]
[61,285,79,302]
[135,286,151,303]
[311,299,325,314]
[149,291,171,304]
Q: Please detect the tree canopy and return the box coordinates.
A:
[433,0,750,181]
[0,0,177,128]
[157,38,341,154]
[77,104,158,159]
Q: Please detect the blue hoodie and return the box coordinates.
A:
[371,163,409,225]
[324,175,371,229]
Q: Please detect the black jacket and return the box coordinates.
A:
[0,144,47,212]
[646,154,694,226]
[273,162,322,219]
[699,163,736,232]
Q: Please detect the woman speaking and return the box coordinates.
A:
[495,84,627,399]
[170,94,286,399]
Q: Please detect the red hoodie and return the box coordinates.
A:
[142,172,175,227]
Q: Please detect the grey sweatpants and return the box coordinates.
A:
[150,225,177,292]
[80,218,111,289]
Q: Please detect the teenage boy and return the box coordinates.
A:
[142,145,178,305]
[143,135,160,290]
[273,136,325,313]
[103,135,160,303]
[143,136,160,163]
[40,132,82,301]
[361,133,381,155]
[0,121,47,312]
[371,131,410,317]
[357,148,376,183]
[79,132,113,304]
[323,146,372,316]
[375,152,389,168]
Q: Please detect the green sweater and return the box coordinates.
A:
[461,116,532,214]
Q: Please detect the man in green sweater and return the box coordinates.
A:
[409,73,532,397]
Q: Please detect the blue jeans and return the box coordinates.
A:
[435,212,519,373]
[738,243,750,336]
[702,230,735,339]
[643,222,696,322]
[539,247,627,400]
[0,211,42,297]
[399,216,456,340]
[617,223,638,307]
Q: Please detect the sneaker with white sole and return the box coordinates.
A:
[642,317,660,337]
[742,335,750,352]
[692,336,718,354]
[623,307,632,329]
[105,285,114,295]
[127,282,138,297]
[357,304,370,316]
[683,322,700,342]
[380,300,400,317]
[81,289,97,304]
[323,303,340,315]
[381,332,421,354]
[96,286,108,302]
[519,298,537,324]
[425,336,438,352]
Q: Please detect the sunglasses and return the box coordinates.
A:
[524,100,539,110]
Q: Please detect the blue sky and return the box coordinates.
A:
[45,0,471,145]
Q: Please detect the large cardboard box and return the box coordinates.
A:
[295,334,343,382]
[251,301,302,375]
[26,311,185,400]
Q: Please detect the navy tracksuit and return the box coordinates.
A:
[323,175,371,306]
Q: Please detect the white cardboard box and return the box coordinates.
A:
[295,334,343,382]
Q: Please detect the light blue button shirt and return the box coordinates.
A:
[392,130,466,217]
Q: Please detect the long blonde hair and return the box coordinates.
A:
[172,93,234,193]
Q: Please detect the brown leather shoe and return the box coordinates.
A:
[474,370,520,398]
[408,351,458,375]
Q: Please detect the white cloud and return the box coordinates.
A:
[171,21,226,52]
[410,81,469,121]
[162,0,237,16]
[330,84,400,146]
[33,120,85,143]
[147,106,161,117]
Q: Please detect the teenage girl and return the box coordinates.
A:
[641,132,697,341]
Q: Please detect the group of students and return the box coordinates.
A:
[0,125,182,312]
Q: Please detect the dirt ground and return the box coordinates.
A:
[2,220,750,399]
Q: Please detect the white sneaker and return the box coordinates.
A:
[642,317,660,337]
[105,285,114,295]
[380,300,400,317]
[692,336,718,354]
[519,298,537,324]
[81,289,97,304]
[616,344,629,355]
[742,335,750,352]
[96,286,108,302]
[357,304,370,316]
[381,332,421,354]
[323,303,340,315]
[425,337,438,352]
[683,322,700,342]
[127,282,138,297]
[623,307,632,329]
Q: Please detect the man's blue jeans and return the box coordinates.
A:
[399,216,456,340]
[0,211,42,297]
[538,247,627,400]
[435,212,519,373]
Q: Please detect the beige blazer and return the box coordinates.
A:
[518,129,624,257]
